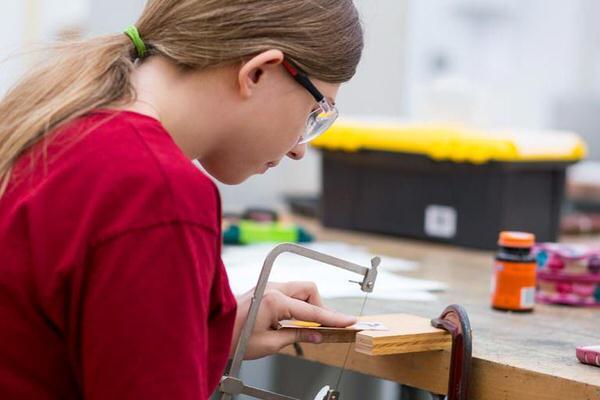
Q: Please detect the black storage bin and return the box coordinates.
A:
[320,150,572,250]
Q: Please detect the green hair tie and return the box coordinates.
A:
[124,25,147,58]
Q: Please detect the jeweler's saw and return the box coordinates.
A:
[217,243,473,400]
[218,243,379,400]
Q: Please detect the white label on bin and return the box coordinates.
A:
[424,205,457,239]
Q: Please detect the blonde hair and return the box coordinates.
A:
[0,0,363,196]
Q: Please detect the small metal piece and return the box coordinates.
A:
[361,256,380,293]
[293,342,304,357]
[221,376,299,400]
[322,389,340,400]
[220,377,244,395]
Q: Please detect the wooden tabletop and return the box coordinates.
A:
[280,217,600,400]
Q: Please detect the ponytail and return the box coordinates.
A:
[0,34,137,195]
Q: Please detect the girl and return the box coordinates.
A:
[0,0,363,398]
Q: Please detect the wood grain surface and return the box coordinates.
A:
[355,314,451,355]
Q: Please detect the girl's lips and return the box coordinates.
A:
[259,161,279,174]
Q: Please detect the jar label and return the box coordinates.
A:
[521,286,536,308]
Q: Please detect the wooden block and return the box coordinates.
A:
[355,314,452,356]
[278,314,452,353]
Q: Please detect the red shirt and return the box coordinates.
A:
[0,111,237,399]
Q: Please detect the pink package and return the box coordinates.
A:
[576,346,600,367]
[534,243,600,307]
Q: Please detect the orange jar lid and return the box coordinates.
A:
[498,231,536,248]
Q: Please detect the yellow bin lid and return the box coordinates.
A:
[312,119,587,164]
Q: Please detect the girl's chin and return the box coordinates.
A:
[204,162,277,185]
[207,169,249,185]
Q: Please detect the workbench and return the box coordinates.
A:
[278,217,600,399]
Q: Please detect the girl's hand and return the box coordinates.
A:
[230,281,357,360]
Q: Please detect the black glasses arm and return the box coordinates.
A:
[282,59,325,103]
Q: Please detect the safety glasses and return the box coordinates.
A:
[282,58,339,144]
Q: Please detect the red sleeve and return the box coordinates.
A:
[80,221,231,399]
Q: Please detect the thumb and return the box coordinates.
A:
[267,329,324,351]
[295,329,324,344]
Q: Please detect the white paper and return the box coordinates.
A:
[222,242,445,302]
[350,322,389,331]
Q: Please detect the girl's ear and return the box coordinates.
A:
[238,49,285,99]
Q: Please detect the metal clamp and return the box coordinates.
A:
[218,243,380,400]
[431,304,473,400]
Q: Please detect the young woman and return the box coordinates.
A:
[0,0,363,398]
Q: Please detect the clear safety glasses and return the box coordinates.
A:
[282,58,339,144]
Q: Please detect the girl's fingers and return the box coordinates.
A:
[271,281,324,307]
[284,296,356,328]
